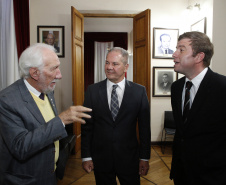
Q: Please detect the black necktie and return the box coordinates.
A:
[182,81,193,123]
[165,50,167,54]
[111,85,119,121]
[39,93,45,100]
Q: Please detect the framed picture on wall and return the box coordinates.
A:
[191,17,206,33]
[152,67,178,97]
[37,25,65,57]
[153,28,179,59]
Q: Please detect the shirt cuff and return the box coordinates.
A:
[140,159,149,161]
[82,157,92,162]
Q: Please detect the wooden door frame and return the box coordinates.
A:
[72,11,151,153]
[82,12,151,100]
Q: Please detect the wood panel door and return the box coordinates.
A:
[71,6,84,153]
[133,9,151,101]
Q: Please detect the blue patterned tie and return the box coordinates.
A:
[111,85,119,121]
[183,81,193,123]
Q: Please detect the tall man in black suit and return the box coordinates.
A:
[170,31,226,184]
[0,43,91,185]
[81,47,151,185]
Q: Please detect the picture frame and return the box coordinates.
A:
[37,26,65,57]
[153,28,179,59]
[152,67,178,97]
[191,17,206,33]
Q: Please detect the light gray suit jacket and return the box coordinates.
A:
[0,79,67,185]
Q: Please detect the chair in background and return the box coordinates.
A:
[161,111,176,154]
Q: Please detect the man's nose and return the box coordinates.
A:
[172,50,178,58]
[56,69,62,79]
[107,64,113,69]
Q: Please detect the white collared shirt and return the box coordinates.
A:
[182,67,208,111]
[107,78,125,109]
[24,79,42,97]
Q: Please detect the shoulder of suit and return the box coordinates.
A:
[126,80,145,89]
[0,79,22,98]
[86,79,106,90]
[209,70,226,85]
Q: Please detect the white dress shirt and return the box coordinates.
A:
[182,67,208,111]
[107,78,125,109]
[24,79,42,97]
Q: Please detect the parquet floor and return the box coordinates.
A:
[57,145,173,185]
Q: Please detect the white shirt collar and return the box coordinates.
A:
[185,67,208,89]
[107,78,125,90]
[23,78,42,97]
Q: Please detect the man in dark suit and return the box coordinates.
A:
[157,33,174,54]
[170,31,226,184]
[159,73,172,93]
[81,47,151,185]
[0,43,91,185]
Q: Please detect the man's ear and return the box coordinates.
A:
[124,64,129,73]
[29,67,40,81]
[195,52,205,63]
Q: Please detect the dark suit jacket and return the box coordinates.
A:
[0,79,68,185]
[81,79,151,174]
[170,68,226,184]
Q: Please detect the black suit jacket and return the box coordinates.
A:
[81,79,151,174]
[170,68,226,184]
[0,79,68,185]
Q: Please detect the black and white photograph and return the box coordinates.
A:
[37,25,65,57]
[153,28,179,59]
[153,67,178,97]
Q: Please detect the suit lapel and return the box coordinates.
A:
[98,79,113,120]
[18,79,46,125]
[47,92,58,115]
[184,68,213,127]
[115,79,132,123]
[174,78,186,129]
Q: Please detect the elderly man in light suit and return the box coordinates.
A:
[0,43,91,185]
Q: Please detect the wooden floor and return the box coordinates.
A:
[57,145,173,185]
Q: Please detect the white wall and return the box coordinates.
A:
[30,0,214,141]
[212,0,226,75]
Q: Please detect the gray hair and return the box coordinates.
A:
[19,43,55,78]
[107,47,129,65]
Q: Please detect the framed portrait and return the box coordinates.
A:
[152,67,178,97]
[191,17,206,33]
[37,26,65,57]
[153,28,179,59]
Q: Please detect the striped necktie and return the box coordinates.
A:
[182,81,193,123]
[111,85,119,121]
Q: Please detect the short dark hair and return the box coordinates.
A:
[178,31,214,67]
[160,33,171,42]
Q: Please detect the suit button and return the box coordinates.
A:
[181,139,184,142]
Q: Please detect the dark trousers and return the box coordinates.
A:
[94,170,140,185]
